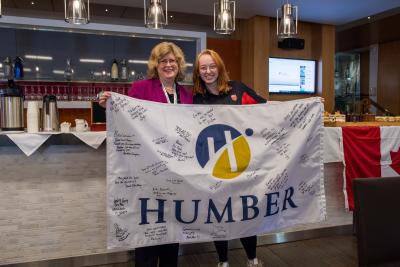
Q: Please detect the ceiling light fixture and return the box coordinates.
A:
[128,59,148,64]
[53,70,65,75]
[25,55,53,60]
[79,58,104,63]
[31,1,35,5]
[144,0,167,29]
[65,0,90,25]
[214,0,235,35]
[276,0,298,39]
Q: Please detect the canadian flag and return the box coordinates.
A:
[342,126,400,210]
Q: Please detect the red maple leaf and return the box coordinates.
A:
[390,148,400,175]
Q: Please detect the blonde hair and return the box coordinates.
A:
[192,49,230,95]
[147,42,186,81]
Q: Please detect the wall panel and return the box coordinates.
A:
[378,40,400,115]
[234,16,269,99]
[360,51,370,97]
[207,38,241,81]
[319,25,336,112]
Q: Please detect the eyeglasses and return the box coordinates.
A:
[159,58,177,65]
[199,64,217,73]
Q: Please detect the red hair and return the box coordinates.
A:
[192,49,230,95]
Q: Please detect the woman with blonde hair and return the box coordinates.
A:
[101,41,191,106]
[99,42,192,267]
[193,49,265,267]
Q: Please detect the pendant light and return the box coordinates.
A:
[144,0,167,29]
[65,0,90,25]
[276,1,298,38]
[214,0,235,34]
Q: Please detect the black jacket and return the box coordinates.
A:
[193,80,266,105]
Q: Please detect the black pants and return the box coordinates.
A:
[214,235,257,262]
[135,243,179,267]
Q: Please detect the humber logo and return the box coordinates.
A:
[195,124,253,179]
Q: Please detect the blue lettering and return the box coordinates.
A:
[139,198,166,225]
[205,197,235,223]
[240,195,259,221]
[282,186,298,211]
[138,187,298,226]
[265,192,280,216]
[174,199,201,224]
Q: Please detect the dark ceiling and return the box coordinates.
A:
[1,0,213,27]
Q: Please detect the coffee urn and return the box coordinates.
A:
[0,82,24,131]
[42,95,60,132]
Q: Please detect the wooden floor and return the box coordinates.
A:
[97,235,358,267]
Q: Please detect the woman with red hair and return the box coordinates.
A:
[192,49,266,267]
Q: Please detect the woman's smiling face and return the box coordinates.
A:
[157,52,179,81]
[198,54,219,87]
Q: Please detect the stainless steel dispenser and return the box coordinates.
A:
[42,95,59,132]
[0,85,24,131]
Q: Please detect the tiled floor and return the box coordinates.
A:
[96,234,358,267]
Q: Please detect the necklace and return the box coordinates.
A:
[161,82,177,104]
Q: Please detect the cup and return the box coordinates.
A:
[75,119,89,132]
[27,101,40,133]
[60,122,71,133]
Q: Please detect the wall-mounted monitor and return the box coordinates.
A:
[269,57,317,94]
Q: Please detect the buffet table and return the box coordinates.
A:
[0,131,106,156]
[328,125,400,210]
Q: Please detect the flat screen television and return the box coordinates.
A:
[269,57,317,94]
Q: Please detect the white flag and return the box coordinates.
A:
[106,93,326,249]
